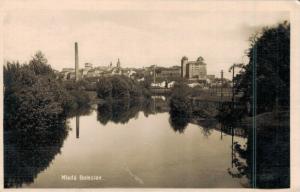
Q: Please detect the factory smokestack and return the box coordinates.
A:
[75,42,79,81]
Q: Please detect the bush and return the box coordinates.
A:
[169,81,192,118]
[96,77,112,99]
[4,61,68,132]
[68,90,90,108]
[96,75,149,100]
[111,76,130,99]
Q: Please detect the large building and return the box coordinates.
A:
[156,66,181,78]
[181,56,207,80]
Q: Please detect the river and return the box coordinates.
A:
[16,98,249,188]
[5,97,290,188]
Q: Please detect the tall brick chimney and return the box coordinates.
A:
[75,42,79,81]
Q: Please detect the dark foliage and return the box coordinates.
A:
[97,98,149,125]
[168,112,189,134]
[4,60,69,132]
[228,122,289,188]
[3,51,90,187]
[4,117,69,188]
[235,21,290,114]
[96,75,150,100]
[169,82,192,117]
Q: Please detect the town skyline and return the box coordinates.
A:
[3,10,288,78]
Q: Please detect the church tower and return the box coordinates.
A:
[116,58,121,68]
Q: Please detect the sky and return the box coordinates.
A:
[3,9,288,78]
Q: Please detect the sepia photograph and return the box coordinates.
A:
[1,0,299,191]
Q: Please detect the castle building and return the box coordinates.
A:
[181,56,207,80]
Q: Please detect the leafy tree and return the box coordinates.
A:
[4,52,92,187]
[28,51,54,76]
[96,77,113,99]
[3,52,80,131]
[235,21,290,114]
[110,76,130,99]
[140,75,152,88]
[4,70,66,132]
[96,75,149,100]
[169,82,192,117]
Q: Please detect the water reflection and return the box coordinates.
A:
[228,124,290,188]
[76,116,80,138]
[70,106,94,139]
[96,98,209,135]
[168,112,189,133]
[5,97,251,188]
[97,100,140,125]
[97,98,169,125]
[221,108,290,188]
[4,118,69,188]
[66,105,94,118]
[6,96,288,188]
[4,104,94,188]
[96,97,230,139]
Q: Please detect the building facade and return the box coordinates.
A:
[181,56,207,80]
[156,67,181,78]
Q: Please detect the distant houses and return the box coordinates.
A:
[62,42,231,90]
[60,58,137,80]
[59,56,231,91]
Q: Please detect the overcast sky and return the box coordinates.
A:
[3,10,288,78]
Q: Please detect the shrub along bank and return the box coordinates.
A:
[96,75,151,101]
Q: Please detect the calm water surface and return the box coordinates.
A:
[24,105,248,188]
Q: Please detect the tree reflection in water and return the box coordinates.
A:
[66,105,94,118]
[4,105,94,188]
[168,112,189,133]
[97,98,195,134]
[96,96,289,187]
[227,117,290,188]
[97,99,142,125]
[4,118,69,188]
[96,97,218,136]
[97,98,167,125]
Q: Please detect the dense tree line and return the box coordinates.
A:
[224,21,290,188]
[4,51,93,187]
[4,51,90,132]
[169,81,192,117]
[96,75,151,100]
[235,21,290,114]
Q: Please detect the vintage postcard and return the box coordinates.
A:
[1,0,299,191]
